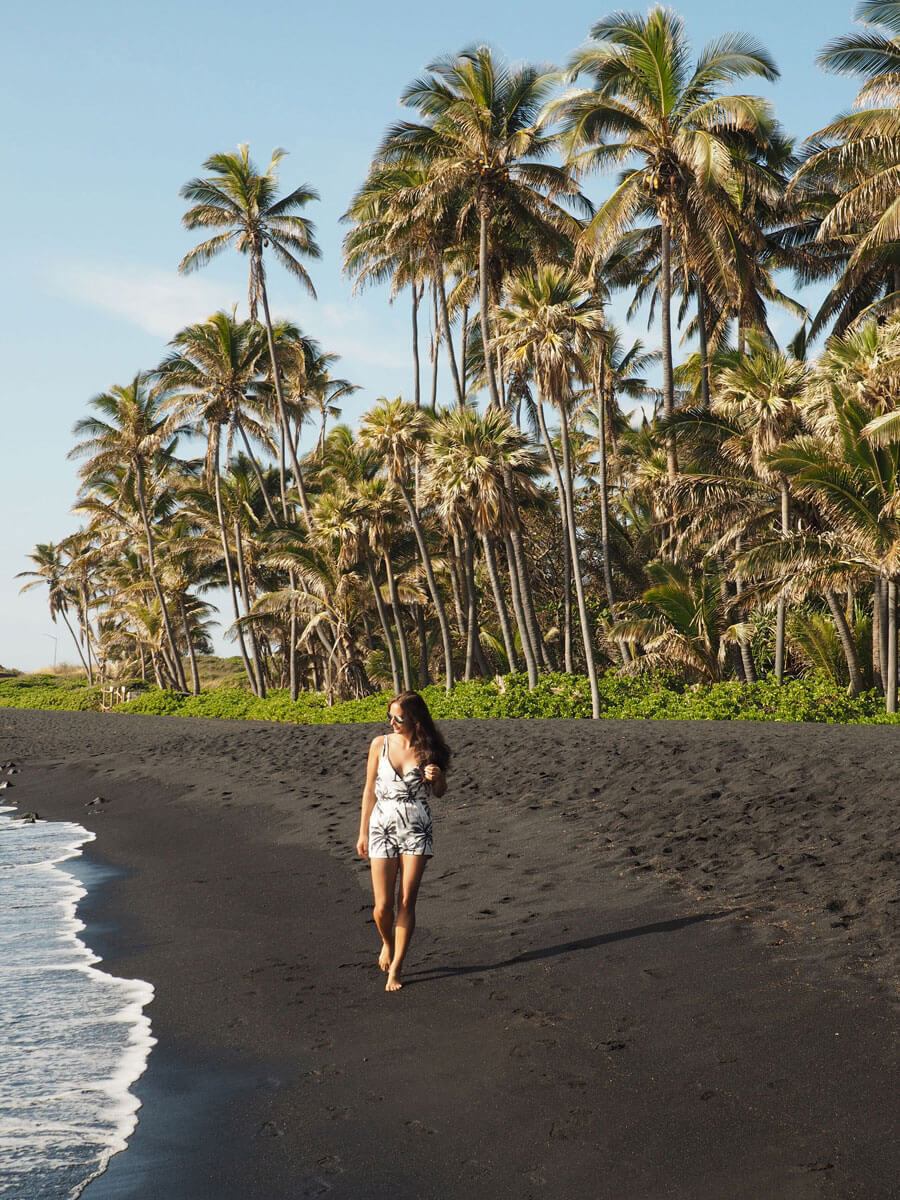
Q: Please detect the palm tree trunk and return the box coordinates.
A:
[534,398,573,672]
[481,532,517,673]
[398,479,454,691]
[825,588,864,697]
[878,578,889,687]
[429,286,439,413]
[503,532,538,686]
[383,552,413,691]
[460,305,468,397]
[135,462,187,692]
[733,536,756,684]
[660,221,678,481]
[501,463,548,670]
[775,477,790,684]
[479,204,502,409]
[178,594,201,696]
[234,520,266,698]
[557,399,601,718]
[59,610,91,679]
[79,583,95,684]
[289,604,299,701]
[873,584,884,693]
[595,373,630,666]
[449,531,469,642]
[259,283,313,530]
[888,579,897,714]
[433,254,465,408]
[412,283,421,410]
[237,421,279,525]
[414,603,433,687]
[367,554,401,694]
[697,281,711,408]
[212,458,257,693]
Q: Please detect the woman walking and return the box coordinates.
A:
[357,691,450,991]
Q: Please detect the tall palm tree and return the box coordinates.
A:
[179,144,320,526]
[553,6,780,479]
[69,376,189,691]
[359,397,456,690]
[493,265,606,716]
[17,543,92,678]
[379,46,589,409]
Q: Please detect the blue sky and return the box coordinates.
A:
[1,0,863,670]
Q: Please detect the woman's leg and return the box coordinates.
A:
[370,857,400,972]
[387,854,428,992]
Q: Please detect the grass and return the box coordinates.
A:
[1,670,899,724]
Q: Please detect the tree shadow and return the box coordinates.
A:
[404,910,734,985]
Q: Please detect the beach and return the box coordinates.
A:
[3,707,898,1199]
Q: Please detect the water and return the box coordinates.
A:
[0,807,155,1199]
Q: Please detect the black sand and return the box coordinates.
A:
[2,709,898,1198]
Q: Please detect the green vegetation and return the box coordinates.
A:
[18,5,900,721]
[2,672,898,726]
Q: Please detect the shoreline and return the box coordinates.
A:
[4,708,899,1198]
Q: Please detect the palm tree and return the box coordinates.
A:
[379,46,589,410]
[493,265,605,716]
[359,397,456,690]
[69,376,189,691]
[17,543,93,678]
[714,334,808,680]
[179,144,320,526]
[554,6,780,479]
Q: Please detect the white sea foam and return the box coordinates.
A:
[0,807,155,1199]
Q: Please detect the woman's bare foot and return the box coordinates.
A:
[378,944,393,972]
[385,969,403,992]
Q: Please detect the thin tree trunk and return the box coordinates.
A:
[383,552,413,691]
[466,534,491,677]
[237,421,279,525]
[503,532,538,686]
[80,583,95,684]
[414,603,432,687]
[398,479,454,691]
[775,477,790,684]
[412,283,421,410]
[449,531,468,642]
[557,397,601,718]
[697,280,711,408]
[59,610,91,679]
[595,371,630,665]
[178,594,201,695]
[212,462,257,693]
[135,462,187,692]
[481,532,517,673]
[433,254,464,409]
[429,285,439,413]
[460,305,468,397]
[879,578,890,686]
[479,205,502,409]
[259,283,313,530]
[733,536,756,684]
[289,605,299,701]
[367,554,401,694]
[501,464,548,670]
[873,584,884,693]
[660,221,678,481]
[825,588,864,697]
[234,520,266,698]
[534,399,573,671]
[888,579,897,714]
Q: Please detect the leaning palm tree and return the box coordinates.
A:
[553,6,780,479]
[69,376,189,691]
[179,145,320,525]
[17,543,93,679]
[493,265,605,716]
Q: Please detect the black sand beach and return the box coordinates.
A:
[3,708,898,1198]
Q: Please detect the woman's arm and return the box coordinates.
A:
[422,763,447,798]
[356,737,381,857]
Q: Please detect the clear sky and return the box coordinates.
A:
[1,0,863,671]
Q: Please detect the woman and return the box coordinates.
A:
[357,691,450,992]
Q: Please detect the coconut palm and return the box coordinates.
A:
[179,144,320,526]
[493,265,605,715]
[69,376,189,691]
[379,46,590,410]
[17,543,93,679]
[553,6,780,479]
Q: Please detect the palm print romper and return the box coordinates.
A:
[368,736,434,858]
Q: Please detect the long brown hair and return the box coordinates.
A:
[389,691,451,772]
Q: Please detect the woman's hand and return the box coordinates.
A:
[422,763,441,783]
[356,833,368,858]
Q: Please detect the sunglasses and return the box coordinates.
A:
[387,713,405,725]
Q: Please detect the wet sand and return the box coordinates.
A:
[2,708,898,1198]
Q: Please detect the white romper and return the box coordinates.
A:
[368,736,434,858]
